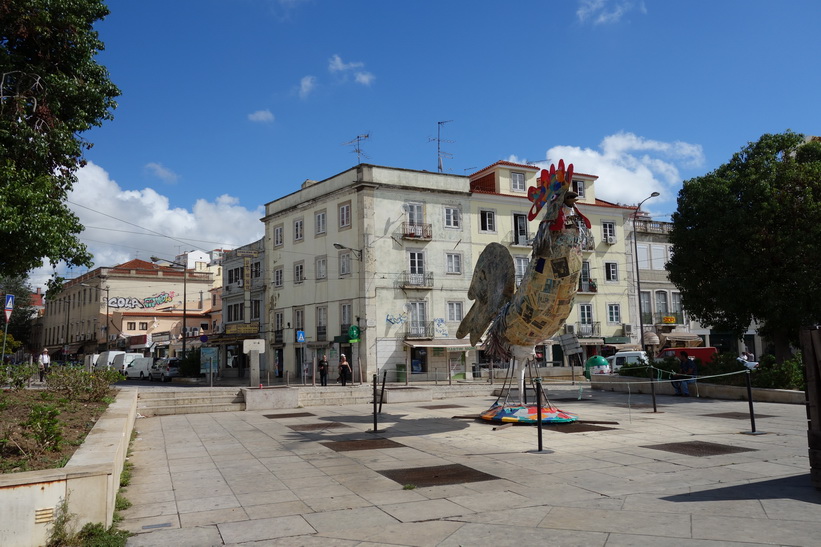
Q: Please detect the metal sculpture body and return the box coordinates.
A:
[457,160,591,423]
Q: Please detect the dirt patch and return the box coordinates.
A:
[0,388,112,474]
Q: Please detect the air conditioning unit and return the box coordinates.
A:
[606,235,617,244]
[224,285,231,292]
[623,323,633,335]
[564,324,576,334]
[237,280,244,288]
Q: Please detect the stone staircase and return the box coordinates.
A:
[137,387,245,416]
[297,385,376,406]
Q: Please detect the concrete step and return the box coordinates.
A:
[139,402,246,417]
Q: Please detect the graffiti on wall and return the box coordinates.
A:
[434,318,448,336]
[385,313,407,325]
[108,291,177,310]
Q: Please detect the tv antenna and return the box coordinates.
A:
[428,120,454,172]
[343,133,370,164]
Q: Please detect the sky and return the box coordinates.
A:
[30,0,821,289]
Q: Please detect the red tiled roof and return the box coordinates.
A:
[469,160,539,177]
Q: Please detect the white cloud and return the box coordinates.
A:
[538,132,704,206]
[247,109,275,123]
[27,162,265,291]
[354,71,375,86]
[299,75,316,99]
[144,162,179,183]
[577,0,646,25]
[328,54,363,73]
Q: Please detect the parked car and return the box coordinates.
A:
[125,357,153,380]
[607,350,649,373]
[149,358,180,382]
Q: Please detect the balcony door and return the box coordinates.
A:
[407,203,424,236]
[408,251,425,285]
[408,301,427,336]
[514,213,529,245]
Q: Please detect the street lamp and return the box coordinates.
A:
[333,243,362,260]
[151,256,187,359]
[81,282,110,349]
[633,192,660,352]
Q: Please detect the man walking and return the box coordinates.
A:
[318,354,329,386]
[672,351,697,397]
[38,349,50,383]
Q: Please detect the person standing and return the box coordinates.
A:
[38,349,50,382]
[339,354,351,386]
[318,354,329,386]
[672,351,697,397]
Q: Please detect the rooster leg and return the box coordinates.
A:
[511,345,535,405]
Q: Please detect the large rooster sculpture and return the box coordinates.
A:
[457,160,591,423]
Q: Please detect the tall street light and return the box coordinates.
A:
[81,282,110,350]
[633,192,660,352]
[151,256,187,359]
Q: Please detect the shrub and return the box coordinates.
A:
[47,367,121,402]
[180,348,201,377]
[25,404,63,452]
[5,363,37,390]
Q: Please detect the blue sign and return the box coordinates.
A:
[4,294,14,310]
[296,330,306,343]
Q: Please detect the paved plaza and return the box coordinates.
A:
[121,385,821,546]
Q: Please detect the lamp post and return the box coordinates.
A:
[81,282,110,349]
[151,256,187,359]
[633,192,660,352]
[333,242,362,260]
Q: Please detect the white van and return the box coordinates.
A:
[607,351,650,373]
[95,350,125,372]
[84,353,100,372]
[125,357,153,380]
[112,353,143,376]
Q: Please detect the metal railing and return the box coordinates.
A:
[401,222,432,239]
[405,321,434,339]
[575,322,601,337]
[578,278,598,293]
[401,271,434,288]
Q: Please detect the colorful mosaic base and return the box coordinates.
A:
[479,403,578,424]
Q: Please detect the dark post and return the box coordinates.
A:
[650,366,657,412]
[379,370,387,414]
[745,369,757,433]
[535,378,543,452]
[372,373,378,432]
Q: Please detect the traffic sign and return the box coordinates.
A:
[296,330,306,343]
[3,294,13,322]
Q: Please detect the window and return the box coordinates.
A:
[605,262,618,281]
[409,251,425,274]
[339,202,351,228]
[446,252,462,274]
[273,267,283,287]
[511,171,526,192]
[315,256,327,280]
[315,210,326,235]
[251,261,261,278]
[513,213,529,245]
[316,306,327,339]
[579,303,592,325]
[672,292,682,314]
[447,301,463,322]
[294,307,304,330]
[340,302,352,327]
[602,221,616,242]
[651,244,667,270]
[640,291,652,322]
[655,291,670,316]
[275,311,284,331]
[126,322,136,330]
[480,209,496,232]
[228,267,244,284]
[407,202,423,226]
[339,252,352,276]
[515,256,529,286]
[408,301,427,336]
[444,207,460,228]
[294,218,304,242]
[251,299,260,320]
[227,303,244,322]
[294,261,304,283]
[637,243,650,270]
[274,225,283,247]
[607,304,621,323]
[139,322,148,330]
[572,179,585,198]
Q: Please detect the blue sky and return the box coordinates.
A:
[37,0,821,288]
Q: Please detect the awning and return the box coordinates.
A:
[643,331,661,345]
[604,343,642,351]
[661,332,702,343]
[65,344,82,354]
[403,339,476,352]
[577,338,604,346]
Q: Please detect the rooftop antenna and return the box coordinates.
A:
[428,120,454,172]
[343,133,370,164]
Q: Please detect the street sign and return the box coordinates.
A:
[348,325,360,342]
[296,330,306,343]
[243,338,265,354]
[558,332,583,356]
[4,294,13,322]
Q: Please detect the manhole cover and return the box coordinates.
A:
[642,440,756,457]
[378,464,499,487]
[321,438,406,452]
[264,412,315,419]
[701,412,775,420]
[288,423,351,432]
[614,403,663,409]
[419,404,465,409]
[545,422,617,433]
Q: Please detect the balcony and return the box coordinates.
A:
[317,325,327,342]
[578,278,598,293]
[635,219,673,235]
[580,234,595,251]
[575,322,601,337]
[405,321,434,339]
[401,222,432,240]
[400,271,434,289]
[340,323,352,337]
[511,233,533,247]
[656,311,684,325]
[274,330,283,344]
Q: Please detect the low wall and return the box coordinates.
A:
[590,374,806,404]
[241,386,299,410]
[0,390,137,547]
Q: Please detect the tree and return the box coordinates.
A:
[0,0,119,281]
[668,131,821,362]
[1,275,35,348]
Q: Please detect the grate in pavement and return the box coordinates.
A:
[642,440,756,457]
[321,438,406,452]
[545,422,617,433]
[378,464,499,487]
[264,412,315,419]
[287,422,351,432]
[418,404,465,409]
[701,412,775,420]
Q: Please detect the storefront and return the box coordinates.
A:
[401,339,476,382]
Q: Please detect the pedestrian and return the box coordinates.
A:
[38,348,50,383]
[672,351,697,397]
[339,354,352,386]
[318,354,329,386]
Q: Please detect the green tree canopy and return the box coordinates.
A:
[668,131,821,361]
[0,0,119,279]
